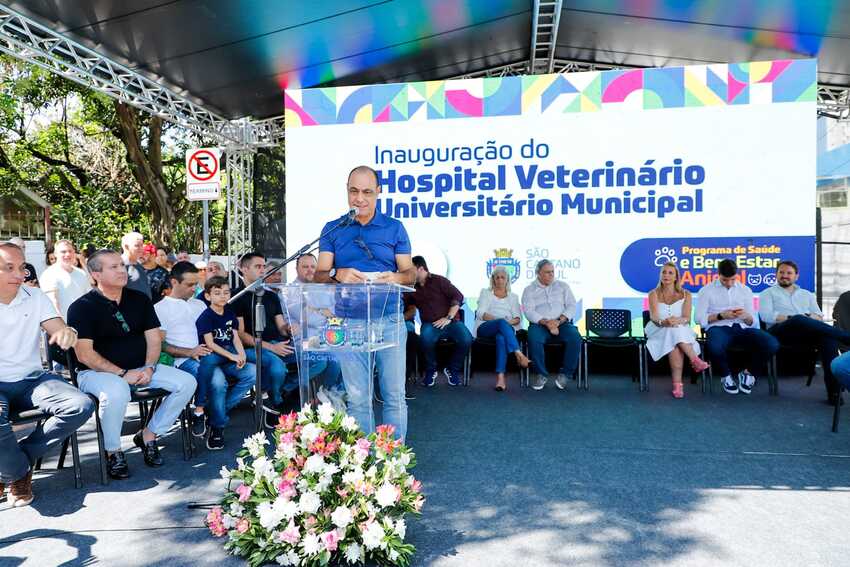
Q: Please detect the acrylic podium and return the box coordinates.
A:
[275,282,412,408]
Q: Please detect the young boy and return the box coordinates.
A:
[194,276,255,449]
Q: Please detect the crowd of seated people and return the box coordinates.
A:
[3,232,847,508]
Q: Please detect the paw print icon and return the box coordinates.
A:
[653,247,678,267]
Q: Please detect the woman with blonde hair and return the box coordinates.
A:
[475,266,529,391]
[645,262,709,398]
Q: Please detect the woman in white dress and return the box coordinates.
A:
[645,262,709,398]
[475,267,530,391]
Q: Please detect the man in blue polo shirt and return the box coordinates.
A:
[315,165,416,440]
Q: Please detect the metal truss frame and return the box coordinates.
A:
[529,0,563,75]
[1,2,849,260]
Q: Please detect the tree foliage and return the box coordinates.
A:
[0,55,227,252]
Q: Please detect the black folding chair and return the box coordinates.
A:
[65,349,193,485]
[10,406,83,489]
[581,309,645,391]
[761,320,818,396]
[642,310,709,393]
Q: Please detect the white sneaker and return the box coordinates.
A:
[531,374,548,390]
[721,375,739,395]
[554,374,568,390]
[738,371,755,394]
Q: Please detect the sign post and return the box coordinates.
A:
[186,148,222,260]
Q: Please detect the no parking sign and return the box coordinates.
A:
[185,148,221,201]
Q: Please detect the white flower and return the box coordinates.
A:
[331,505,353,529]
[298,406,314,423]
[365,502,377,518]
[277,442,297,460]
[253,456,277,485]
[342,469,364,485]
[317,403,335,425]
[276,550,300,565]
[221,513,237,529]
[298,491,321,515]
[257,502,283,530]
[301,423,323,444]
[236,457,246,470]
[316,474,332,493]
[302,532,322,555]
[303,454,326,475]
[342,415,358,431]
[400,452,411,467]
[277,498,299,520]
[361,521,385,550]
[365,465,378,479]
[243,432,269,458]
[219,466,231,480]
[297,478,310,492]
[344,542,362,564]
[323,462,340,476]
[394,518,406,539]
[229,502,244,517]
[375,482,399,508]
[389,549,399,562]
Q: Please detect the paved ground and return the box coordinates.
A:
[1,370,849,566]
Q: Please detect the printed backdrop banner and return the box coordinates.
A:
[284,59,816,326]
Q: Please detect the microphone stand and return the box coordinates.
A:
[228,210,357,433]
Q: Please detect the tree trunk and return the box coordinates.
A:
[113,101,178,247]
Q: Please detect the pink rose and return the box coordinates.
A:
[322,529,341,552]
[280,519,300,544]
[305,515,317,528]
[235,517,250,534]
[277,479,297,499]
[235,483,252,503]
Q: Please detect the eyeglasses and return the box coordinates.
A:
[113,309,130,333]
[353,237,374,260]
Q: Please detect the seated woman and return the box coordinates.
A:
[475,266,530,391]
[645,262,709,398]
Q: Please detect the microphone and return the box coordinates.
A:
[344,207,359,225]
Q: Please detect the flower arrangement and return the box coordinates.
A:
[207,404,424,566]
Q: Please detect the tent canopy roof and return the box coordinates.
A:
[4,0,847,120]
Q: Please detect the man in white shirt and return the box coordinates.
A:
[695,259,779,394]
[40,239,91,320]
[0,242,94,507]
[759,260,850,404]
[521,259,581,391]
[156,262,254,444]
[121,232,151,299]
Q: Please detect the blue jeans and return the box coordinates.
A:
[309,356,342,390]
[527,321,581,377]
[244,343,295,406]
[830,351,850,390]
[705,324,780,378]
[338,316,407,440]
[78,365,196,452]
[769,315,850,395]
[0,373,95,482]
[179,354,255,429]
[420,320,472,374]
[477,319,521,373]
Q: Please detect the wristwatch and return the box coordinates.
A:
[329,268,339,283]
[118,369,128,377]
[717,312,723,320]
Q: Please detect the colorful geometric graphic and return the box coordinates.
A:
[284,59,816,128]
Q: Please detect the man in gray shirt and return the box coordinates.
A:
[759,259,850,404]
[121,231,151,299]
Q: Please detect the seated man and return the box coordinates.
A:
[521,259,581,391]
[695,259,779,395]
[406,255,472,387]
[286,254,342,393]
[155,263,254,450]
[68,249,196,479]
[231,252,296,422]
[0,242,94,507]
[759,260,850,404]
